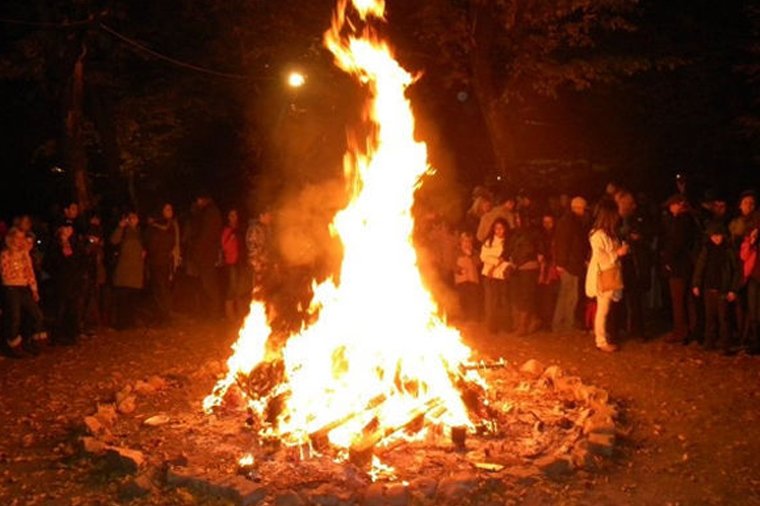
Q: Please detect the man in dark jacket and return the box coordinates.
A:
[552,196,588,332]
[145,210,176,325]
[190,195,223,319]
[617,191,653,339]
[662,193,699,342]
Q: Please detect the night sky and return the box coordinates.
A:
[0,0,757,220]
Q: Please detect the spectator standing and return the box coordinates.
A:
[506,213,543,335]
[145,205,177,326]
[62,201,82,230]
[537,214,560,330]
[700,191,729,231]
[110,212,145,329]
[61,201,87,250]
[476,195,516,243]
[585,199,629,352]
[740,226,760,354]
[729,191,759,246]
[221,209,250,320]
[558,194,571,216]
[480,218,512,334]
[189,195,223,319]
[465,187,493,238]
[82,214,107,330]
[552,197,589,332]
[247,208,276,297]
[515,191,535,224]
[162,203,182,275]
[14,215,40,265]
[454,231,481,322]
[692,223,741,353]
[661,194,698,343]
[729,190,759,345]
[617,191,651,339]
[1,227,47,357]
[14,215,34,241]
[46,224,84,345]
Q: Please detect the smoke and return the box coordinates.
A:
[274,178,346,272]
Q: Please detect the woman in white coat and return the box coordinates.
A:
[585,199,629,352]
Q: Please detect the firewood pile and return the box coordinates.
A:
[80,358,622,505]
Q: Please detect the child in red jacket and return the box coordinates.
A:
[740,226,760,354]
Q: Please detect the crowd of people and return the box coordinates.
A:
[426,178,760,355]
[0,195,275,359]
[2,177,759,359]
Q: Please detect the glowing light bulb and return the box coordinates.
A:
[288,71,306,88]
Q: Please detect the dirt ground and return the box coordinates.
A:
[0,316,758,505]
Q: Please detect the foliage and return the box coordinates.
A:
[396,0,658,181]
[407,0,648,101]
[736,5,760,156]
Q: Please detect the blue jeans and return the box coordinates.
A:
[552,271,579,332]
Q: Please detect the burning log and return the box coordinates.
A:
[460,358,507,372]
[308,394,387,449]
[349,397,444,466]
[453,360,505,421]
[238,360,285,401]
[456,378,488,419]
[264,392,288,425]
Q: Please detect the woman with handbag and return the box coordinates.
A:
[585,199,630,352]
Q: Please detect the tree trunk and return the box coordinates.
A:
[65,45,91,210]
[127,169,139,211]
[90,86,121,177]
[468,3,517,185]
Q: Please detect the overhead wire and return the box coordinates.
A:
[0,16,93,28]
[99,23,265,81]
[0,14,269,81]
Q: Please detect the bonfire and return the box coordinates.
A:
[204,0,490,468]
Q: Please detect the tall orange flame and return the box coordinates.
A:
[206,0,484,454]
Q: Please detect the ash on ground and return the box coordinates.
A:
[80,358,623,505]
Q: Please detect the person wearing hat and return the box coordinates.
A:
[691,222,741,353]
[661,193,699,343]
[552,196,589,332]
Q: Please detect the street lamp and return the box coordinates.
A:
[287,71,306,88]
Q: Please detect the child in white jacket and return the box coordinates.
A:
[480,218,513,333]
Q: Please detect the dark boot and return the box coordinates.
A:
[22,340,41,356]
[746,322,759,355]
[2,342,26,359]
